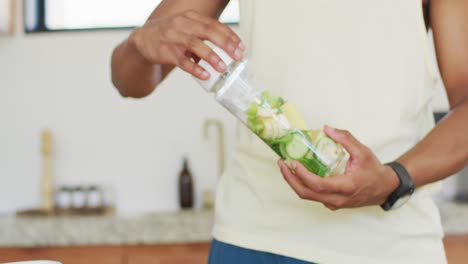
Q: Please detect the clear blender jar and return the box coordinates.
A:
[196,46,347,177]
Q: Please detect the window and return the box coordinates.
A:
[24,0,239,33]
[0,0,14,34]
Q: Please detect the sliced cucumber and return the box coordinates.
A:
[299,157,329,177]
[284,133,310,160]
[280,133,294,144]
[279,142,290,160]
[315,136,341,166]
[270,143,283,157]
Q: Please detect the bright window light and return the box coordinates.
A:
[44,0,239,30]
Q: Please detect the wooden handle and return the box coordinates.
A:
[41,129,53,156]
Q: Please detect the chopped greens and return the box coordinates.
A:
[245,91,344,177]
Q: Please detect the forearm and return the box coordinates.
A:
[110,0,236,98]
[111,34,172,98]
[397,100,468,187]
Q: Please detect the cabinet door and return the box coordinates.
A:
[444,235,468,264]
[126,243,211,264]
[0,246,124,264]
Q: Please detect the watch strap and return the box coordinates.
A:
[380,162,415,211]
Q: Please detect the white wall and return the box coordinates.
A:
[0,4,453,215]
[0,4,238,214]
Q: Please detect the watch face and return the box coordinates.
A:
[391,194,412,210]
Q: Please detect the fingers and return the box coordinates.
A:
[165,19,227,73]
[135,10,244,79]
[292,161,356,195]
[278,160,346,207]
[279,160,310,198]
[324,125,365,159]
[164,30,221,78]
[181,35,228,72]
[184,11,245,60]
[173,48,210,80]
[165,12,243,76]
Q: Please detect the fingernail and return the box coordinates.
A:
[201,70,210,79]
[217,60,226,70]
[238,41,245,51]
[227,44,236,53]
[234,48,242,60]
[291,161,298,170]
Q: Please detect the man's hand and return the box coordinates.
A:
[278,126,400,210]
[112,0,243,98]
[129,10,244,80]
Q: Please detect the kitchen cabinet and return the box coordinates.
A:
[444,235,468,264]
[0,243,211,264]
[0,246,122,264]
[125,244,210,264]
[0,0,14,34]
[0,237,467,263]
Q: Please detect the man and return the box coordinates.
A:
[111,0,468,263]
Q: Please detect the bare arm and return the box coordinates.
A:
[397,0,468,187]
[111,0,243,98]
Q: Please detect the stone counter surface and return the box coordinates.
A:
[0,210,213,247]
[1,201,467,248]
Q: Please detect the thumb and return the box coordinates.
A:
[323,125,363,159]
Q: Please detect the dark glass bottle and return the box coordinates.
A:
[178,157,194,209]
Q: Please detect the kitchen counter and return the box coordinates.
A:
[0,209,213,248]
[1,200,468,248]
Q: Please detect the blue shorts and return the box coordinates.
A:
[208,239,315,264]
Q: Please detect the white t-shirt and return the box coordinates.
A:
[212,0,446,263]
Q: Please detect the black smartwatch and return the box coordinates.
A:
[380,162,415,211]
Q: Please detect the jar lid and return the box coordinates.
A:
[196,42,234,92]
